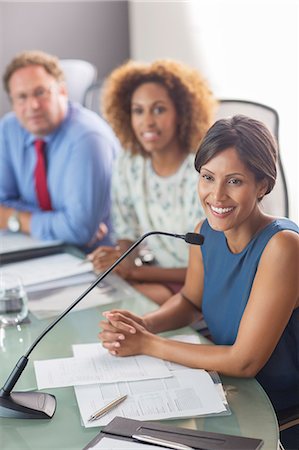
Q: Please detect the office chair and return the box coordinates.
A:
[278,405,299,450]
[278,406,299,431]
[60,59,98,104]
[215,100,289,217]
[83,80,103,116]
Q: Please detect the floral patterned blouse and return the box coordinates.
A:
[111,150,205,267]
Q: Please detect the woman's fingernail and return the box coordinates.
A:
[118,335,125,340]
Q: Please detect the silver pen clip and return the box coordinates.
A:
[132,434,194,450]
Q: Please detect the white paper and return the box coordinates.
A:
[167,336,228,406]
[28,273,136,319]
[1,253,93,286]
[34,345,171,389]
[28,283,118,319]
[26,271,97,293]
[91,437,166,450]
[72,336,227,427]
[28,280,120,319]
[74,368,226,427]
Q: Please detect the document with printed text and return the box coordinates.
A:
[1,253,93,286]
[72,338,226,427]
[74,368,226,427]
[34,345,172,389]
[28,274,129,319]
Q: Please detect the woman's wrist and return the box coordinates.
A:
[140,328,159,356]
[128,265,144,281]
[143,314,155,333]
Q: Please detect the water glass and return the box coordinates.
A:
[0,272,28,326]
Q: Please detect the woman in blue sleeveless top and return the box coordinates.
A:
[98,116,299,447]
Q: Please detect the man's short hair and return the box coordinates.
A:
[3,50,65,93]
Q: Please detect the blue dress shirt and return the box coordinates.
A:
[0,102,120,247]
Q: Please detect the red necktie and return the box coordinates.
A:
[34,139,52,211]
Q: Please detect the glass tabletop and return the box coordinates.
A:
[0,276,279,450]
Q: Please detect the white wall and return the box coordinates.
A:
[0,1,129,116]
[129,0,299,222]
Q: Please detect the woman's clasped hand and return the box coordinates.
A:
[99,310,150,356]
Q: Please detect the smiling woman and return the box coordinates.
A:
[88,59,217,304]
[98,115,299,449]
[195,119,276,245]
[130,82,180,173]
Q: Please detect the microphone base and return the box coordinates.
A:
[0,390,56,419]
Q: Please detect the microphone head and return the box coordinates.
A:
[184,233,204,246]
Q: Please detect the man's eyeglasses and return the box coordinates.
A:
[10,85,56,106]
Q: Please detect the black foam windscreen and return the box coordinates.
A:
[184,233,205,245]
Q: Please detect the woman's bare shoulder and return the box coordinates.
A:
[194,219,205,234]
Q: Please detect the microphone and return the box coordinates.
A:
[0,230,204,419]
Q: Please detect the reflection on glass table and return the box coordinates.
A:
[0,275,279,450]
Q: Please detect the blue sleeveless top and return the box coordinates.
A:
[201,218,299,412]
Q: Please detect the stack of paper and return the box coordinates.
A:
[27,274,130,319]
[33,335,229,427]
[2,253,132,319]
[1,253,93,287]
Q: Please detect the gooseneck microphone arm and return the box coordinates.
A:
[0,230,204,419]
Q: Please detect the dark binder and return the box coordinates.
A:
[83,416,264,450]
[0,243,80,265]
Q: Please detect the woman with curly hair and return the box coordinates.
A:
[89,59,216,304]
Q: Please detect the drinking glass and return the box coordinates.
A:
[0,272,28,326]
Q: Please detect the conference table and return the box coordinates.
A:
[0,260,279,449]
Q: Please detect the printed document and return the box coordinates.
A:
[1,253,93,286]
[72,338,226,427]
[28,274,130,319]
[28,282,118,319]
[74,368,226,427]
[34,345,172,389]
[26,271,96,293]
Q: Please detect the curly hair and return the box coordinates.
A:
[101,59,217,155]
[3,50,65,93]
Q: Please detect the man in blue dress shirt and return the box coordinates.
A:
[0,50,119,249]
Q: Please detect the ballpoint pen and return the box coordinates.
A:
[132,434,194,450]
[88,394,127,422]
